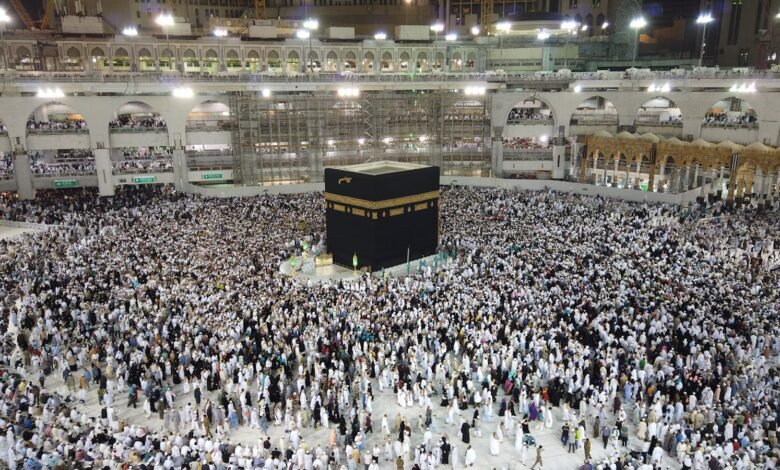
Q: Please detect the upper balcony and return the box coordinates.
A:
[26,103,91,151]
[108,102,170,147]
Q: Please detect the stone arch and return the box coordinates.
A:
[26,102,89,133]
[267,50,281,69]
[205,49,218,59]
[138,48,152,58]
[91,47,106,57]
[186,100,231,129]
[288,50,300,60]
[466,51,477,70]
[66,47,81,58]
[115,47,130,58]
[110,101,167,131]
[247,50,261,60]
[569,95,618,131]
[226,49,239,59]
[380,51,393,71]
[16,46,31,59]
[183,49,197,59]
[504,96,557,126]
[635,96,683,127]
[703,96,758,128]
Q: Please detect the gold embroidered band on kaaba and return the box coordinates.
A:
[325,190,440,210]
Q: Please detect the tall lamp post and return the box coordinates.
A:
[696,14,714,67]
[444,32,456,72]
[156,14,175,71]
[303,18,318,73]
[0,8,10,71]
[496,21,511,72]
[629,16,647,67]
[561,20,580,68]
[431,23,444,71]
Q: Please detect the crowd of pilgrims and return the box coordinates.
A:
[702,113,758,127]
[108,115,167,130]
[26,119,88,132]
[0,186,778,470]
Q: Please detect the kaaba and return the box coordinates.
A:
[325,161,440,271]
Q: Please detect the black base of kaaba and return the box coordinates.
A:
[325,164,440,271]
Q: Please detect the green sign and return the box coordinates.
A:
[202,173,224,180]
[640,183,649,191]
[132,176,157,184]
[53,180,78,188]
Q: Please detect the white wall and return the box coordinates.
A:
[186,131,232,146]
[109,131,171,148]
[502,161,553,172]
[27,134,91,151]
[503,124,554,139]
[700,127,760,145]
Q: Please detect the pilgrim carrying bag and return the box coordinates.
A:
[523,434,536,446]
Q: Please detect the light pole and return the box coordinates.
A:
[431,23,444,72]
[122,27,138,72]
[156,14,175,71]
[303,18,318,73]
[496,21,511,72]
[296,29,310,73]
[0,8,10,71]
[696,13,714,67]
[561,20,579,68]
[444,32,456,72]
[629,16,647,66]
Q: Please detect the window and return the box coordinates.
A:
[137,10,141,17]
[727,1,743,45]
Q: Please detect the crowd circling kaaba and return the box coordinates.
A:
[0,185,778,470]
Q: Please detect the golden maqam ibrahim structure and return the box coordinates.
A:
[582,131,780,200]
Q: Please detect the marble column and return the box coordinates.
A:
[13,153,34,200]
[94,148,115,197]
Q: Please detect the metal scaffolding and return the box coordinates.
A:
[231,90,492,185]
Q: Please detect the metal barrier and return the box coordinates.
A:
[2,69,777,85]
[27,128,89,135]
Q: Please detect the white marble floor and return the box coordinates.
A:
[12,355,685,470]
[0,224,42,240]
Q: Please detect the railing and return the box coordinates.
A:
[570,118,618,126]
[506,118,554,125]
[113,167,174,174]
[635,119,683,126]
[701,121,759,129]
[0,173,15,181]
[2,68,780,85]
[185,123,234,132]
[32,170,96,177]
[27,128,89,135]
[503,149,554,161]
[109,126,168,133]
[187,163,233,170]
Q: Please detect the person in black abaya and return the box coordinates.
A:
[440,436,451,464]
[460,419,470,444]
